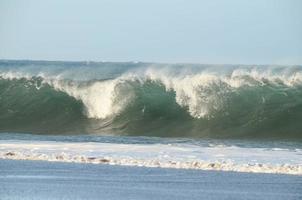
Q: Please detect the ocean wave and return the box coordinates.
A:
[1,61,302,138]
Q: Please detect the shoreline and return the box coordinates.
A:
[1,159,301,200]
[2,156,301,176]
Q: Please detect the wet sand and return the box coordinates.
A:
[0,159,301,200]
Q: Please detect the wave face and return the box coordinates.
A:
[1,60,302,139]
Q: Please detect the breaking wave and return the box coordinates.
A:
[1,60,302,139]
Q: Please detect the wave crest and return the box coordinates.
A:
[1,62,302,138]
[48,78,135,119]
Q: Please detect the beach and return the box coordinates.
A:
[1,159,301,200]
[1,1,302,199]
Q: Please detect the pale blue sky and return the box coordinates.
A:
[0,0,301,64]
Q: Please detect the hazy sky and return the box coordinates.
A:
[0,0,301,64]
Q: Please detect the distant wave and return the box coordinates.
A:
[1,60,302,139]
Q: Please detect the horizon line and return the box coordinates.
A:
[0,58,301,67]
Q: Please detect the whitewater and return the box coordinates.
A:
[1,134,301,175]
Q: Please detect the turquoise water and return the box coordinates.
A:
[1,60,302,139]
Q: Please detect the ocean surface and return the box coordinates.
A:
[0,60,301,174]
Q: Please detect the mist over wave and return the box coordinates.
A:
[1,60,302,139]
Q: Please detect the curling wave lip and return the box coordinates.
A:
[1,60,302,139]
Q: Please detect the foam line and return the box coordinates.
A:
[1,140,301,175]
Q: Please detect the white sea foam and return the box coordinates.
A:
[144,68,229,118]
[143,67,302,117]
[48,78,134,119]
[0,140,301,175]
